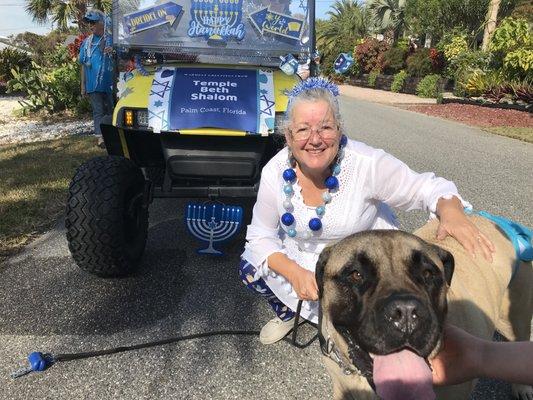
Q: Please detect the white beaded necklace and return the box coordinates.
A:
[281,134,347,239]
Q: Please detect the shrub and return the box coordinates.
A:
[67,33,88,59]
[503,48,533,78]
[0,48,32,82]
[490,17,533,79]
[490,17,532,54]
[428,48,445,73]
[406,48,433,77]
[442,35,469,63]
[508,80,533,103]
[355,38,390,73]
[416,74,442,98]
[391,70,408,92]
[367,70,380,87]
[8,45,86,115]
[382,47,407,74]
[448,50,492,94]
[462,70,504,97]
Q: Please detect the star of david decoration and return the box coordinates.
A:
[150,79,172,98]
[260,94,275,116]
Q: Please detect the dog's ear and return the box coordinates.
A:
[316,245,332,299]
[432,245,454,286]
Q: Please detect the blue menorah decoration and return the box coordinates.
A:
[186,202,243,255]
[188,0,245,42]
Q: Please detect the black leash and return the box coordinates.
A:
[11,301,318,378]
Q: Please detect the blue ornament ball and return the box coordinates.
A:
[287,228,297,237]
[322,192,332,203]
[283,168,296,182]
[332,163,341,176]
[316,205,326,216]
[309,218,322,231]
[281,212,295,226]
[325,176,339,190]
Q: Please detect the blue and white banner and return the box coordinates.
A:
[148,68,275,135]
[249,7,304,41]
[188,0,245,42]
[123,1,183,35]
[334,52,354,74]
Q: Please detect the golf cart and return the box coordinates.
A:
[65,0,317,277]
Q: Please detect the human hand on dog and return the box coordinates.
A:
[430,325,480,386]
[288,266,318,301]
[436,197,495,262]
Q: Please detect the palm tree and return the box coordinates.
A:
[318,0,373,53]
[25,0,112,31]
[482,0,501,51]
[366,0,407,42]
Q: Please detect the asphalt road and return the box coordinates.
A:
[1,96,532,400]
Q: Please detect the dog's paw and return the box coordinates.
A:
[511,383,533,400]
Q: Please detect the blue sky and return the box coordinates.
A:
[0,0,335,38]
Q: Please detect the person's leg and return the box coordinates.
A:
[239,259,295,321]
[87,92,105,136]
[103,92,114,116]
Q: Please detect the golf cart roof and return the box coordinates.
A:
[113,0,314,67]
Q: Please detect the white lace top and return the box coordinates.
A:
[241,138,469,323]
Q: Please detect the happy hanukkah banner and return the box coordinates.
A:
[148,67,275,134]
[188,0,245,42]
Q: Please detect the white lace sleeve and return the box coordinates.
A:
[242,162,286,270]
[370,149,471,214]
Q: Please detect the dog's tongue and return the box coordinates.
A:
[373,349,435,400]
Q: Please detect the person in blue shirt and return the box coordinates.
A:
[79,10,114,148]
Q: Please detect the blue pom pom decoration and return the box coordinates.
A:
[286,77,340,103]
[281,212,295,226]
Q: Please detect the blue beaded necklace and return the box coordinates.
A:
[281,134,348,238]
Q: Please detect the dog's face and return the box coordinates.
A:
[316,229,454,362]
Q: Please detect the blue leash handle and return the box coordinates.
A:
[11,352,55,379]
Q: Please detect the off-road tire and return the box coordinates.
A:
[66,156,148,277]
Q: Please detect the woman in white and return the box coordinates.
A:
[239,78,494,345]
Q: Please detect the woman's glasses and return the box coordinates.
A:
[289,122,339,141]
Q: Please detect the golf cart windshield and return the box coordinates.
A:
[113,0,313,66]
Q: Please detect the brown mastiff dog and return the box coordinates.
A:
[316,215,532,400]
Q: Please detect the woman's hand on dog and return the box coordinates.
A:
[436,197,495,262]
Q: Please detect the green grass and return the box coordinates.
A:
[483,127,533,143]
[0,135,104,259]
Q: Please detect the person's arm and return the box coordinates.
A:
[431,324,533,386]
[244,157,317,300]
[369,149,494,260]
[267,252,318,300]
[78,40,86,95]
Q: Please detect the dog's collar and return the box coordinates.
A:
[318,308,376,390]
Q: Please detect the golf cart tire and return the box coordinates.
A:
[65,156,148,277]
